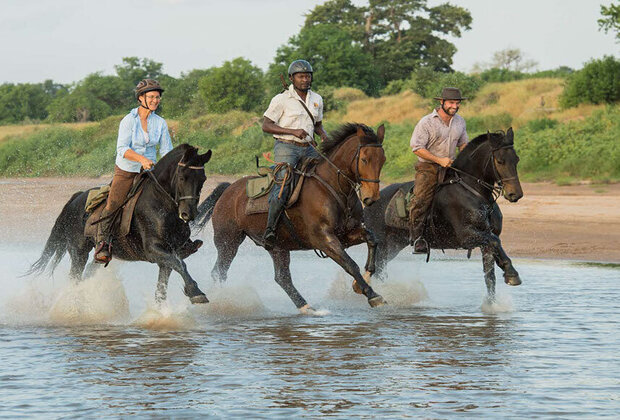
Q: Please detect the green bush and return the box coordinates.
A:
[198,57,265,114]
[560,56,620,108]
[466,113,513,137]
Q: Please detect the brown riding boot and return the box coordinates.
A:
[94,209,113,264]
[409,223,428,254]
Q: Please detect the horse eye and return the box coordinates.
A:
[496,159,505,165]
[361,158,368,164]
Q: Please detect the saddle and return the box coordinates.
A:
[83,175,145,239]
[245,157,317,215]
[384,168,447,230]
[384,184,414,229]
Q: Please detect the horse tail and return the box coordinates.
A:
[24,191,82,277]
[192,182,230,233]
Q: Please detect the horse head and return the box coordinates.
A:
[489,127,523,202]
[176,147,212,222]
[355,124,386,206]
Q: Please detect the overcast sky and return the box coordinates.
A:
[1,0,617,84]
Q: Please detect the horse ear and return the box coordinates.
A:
[356,125,365,139]
[506,127,514,144]
[376,124,385,143]
[198,149,212,166]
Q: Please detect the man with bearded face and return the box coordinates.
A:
[261,59,330,250]
[408,87,469,254]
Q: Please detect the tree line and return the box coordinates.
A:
[1,0,618,125]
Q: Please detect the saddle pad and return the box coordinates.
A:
[84,188,144,239]
[85,185,110,213]
[246,173,274,199]
[384,189,410,230]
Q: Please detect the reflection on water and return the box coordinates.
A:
[1,243,619,417]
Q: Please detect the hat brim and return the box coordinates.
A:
[434,97,467,100]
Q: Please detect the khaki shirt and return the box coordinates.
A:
[263,84,323,144]
[410,108,468,163]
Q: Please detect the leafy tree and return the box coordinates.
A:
[0,83,59,124]
[472,48,538,73]
[303,0,472,83]
[598,3,620,41]
[560,56,620,108]
[267,24,381,96]
[47,73,127,122]
[158,69,211,118]
[114,57,164,87]
[197,58,265,113]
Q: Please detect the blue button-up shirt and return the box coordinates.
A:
[115,107,173,173]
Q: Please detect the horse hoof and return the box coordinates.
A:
[299,304,317,315]
[368,295,387,308]
[189,294,209,304]
[505,276,522,286]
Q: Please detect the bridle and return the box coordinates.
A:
[448,142,517,202]
[146,161,204,206]
[308,136,383,193]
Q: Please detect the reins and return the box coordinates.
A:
[446,143,516,203]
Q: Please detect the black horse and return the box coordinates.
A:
[362,128,523,300]
[27,144,228,304]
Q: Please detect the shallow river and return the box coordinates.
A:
[0,235,618,418]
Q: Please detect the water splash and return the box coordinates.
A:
[133,303,196,330]
[48,268,130,325]
[481,293,514,314]
[191,284,267,319]
[326,272,428,308]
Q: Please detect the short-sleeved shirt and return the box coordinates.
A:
[115,107,173,173]
[263,84,323,144]
[409,108,468,163]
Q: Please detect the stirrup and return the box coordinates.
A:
[94,241,112,266]
[412,237,429,254]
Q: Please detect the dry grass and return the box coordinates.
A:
[330,78,606,128]
[0,122,95,143]
[332,90,430,125]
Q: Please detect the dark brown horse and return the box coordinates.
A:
[362,128,523,301]
[195,124,387,312]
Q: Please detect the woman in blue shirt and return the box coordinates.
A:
[94,79,173,264]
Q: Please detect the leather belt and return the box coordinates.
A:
[276,138,311,147]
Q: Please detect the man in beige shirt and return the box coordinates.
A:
[261,59,330,250]
[408,87,469,254]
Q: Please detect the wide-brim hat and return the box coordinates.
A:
[434,87,467,101]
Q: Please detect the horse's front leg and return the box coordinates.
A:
[343,223,377,294]
[480,233,521,286]
[146,243,209,304]
[318,231,386,307]
[155,265,172,305]
[481,245,496,300]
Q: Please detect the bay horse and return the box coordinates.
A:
[196,124,387,311]
[362,128,523,300]
[27,144,227,304]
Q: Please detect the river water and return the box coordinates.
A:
[0,235,618,418]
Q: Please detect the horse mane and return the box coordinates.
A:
[452,130,505,168]
[321,123,379,155]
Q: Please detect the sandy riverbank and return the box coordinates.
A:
[1,176,618,262]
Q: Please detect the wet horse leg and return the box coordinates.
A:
[146,243,208,304]
[155,265,172,304]
[268,248,310,311]
[343,224,377,294]
[487,234,521,286]
[319,231,386,307]
[481,245,496,300]
[211,229,245,284]
[68,243,91,283]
